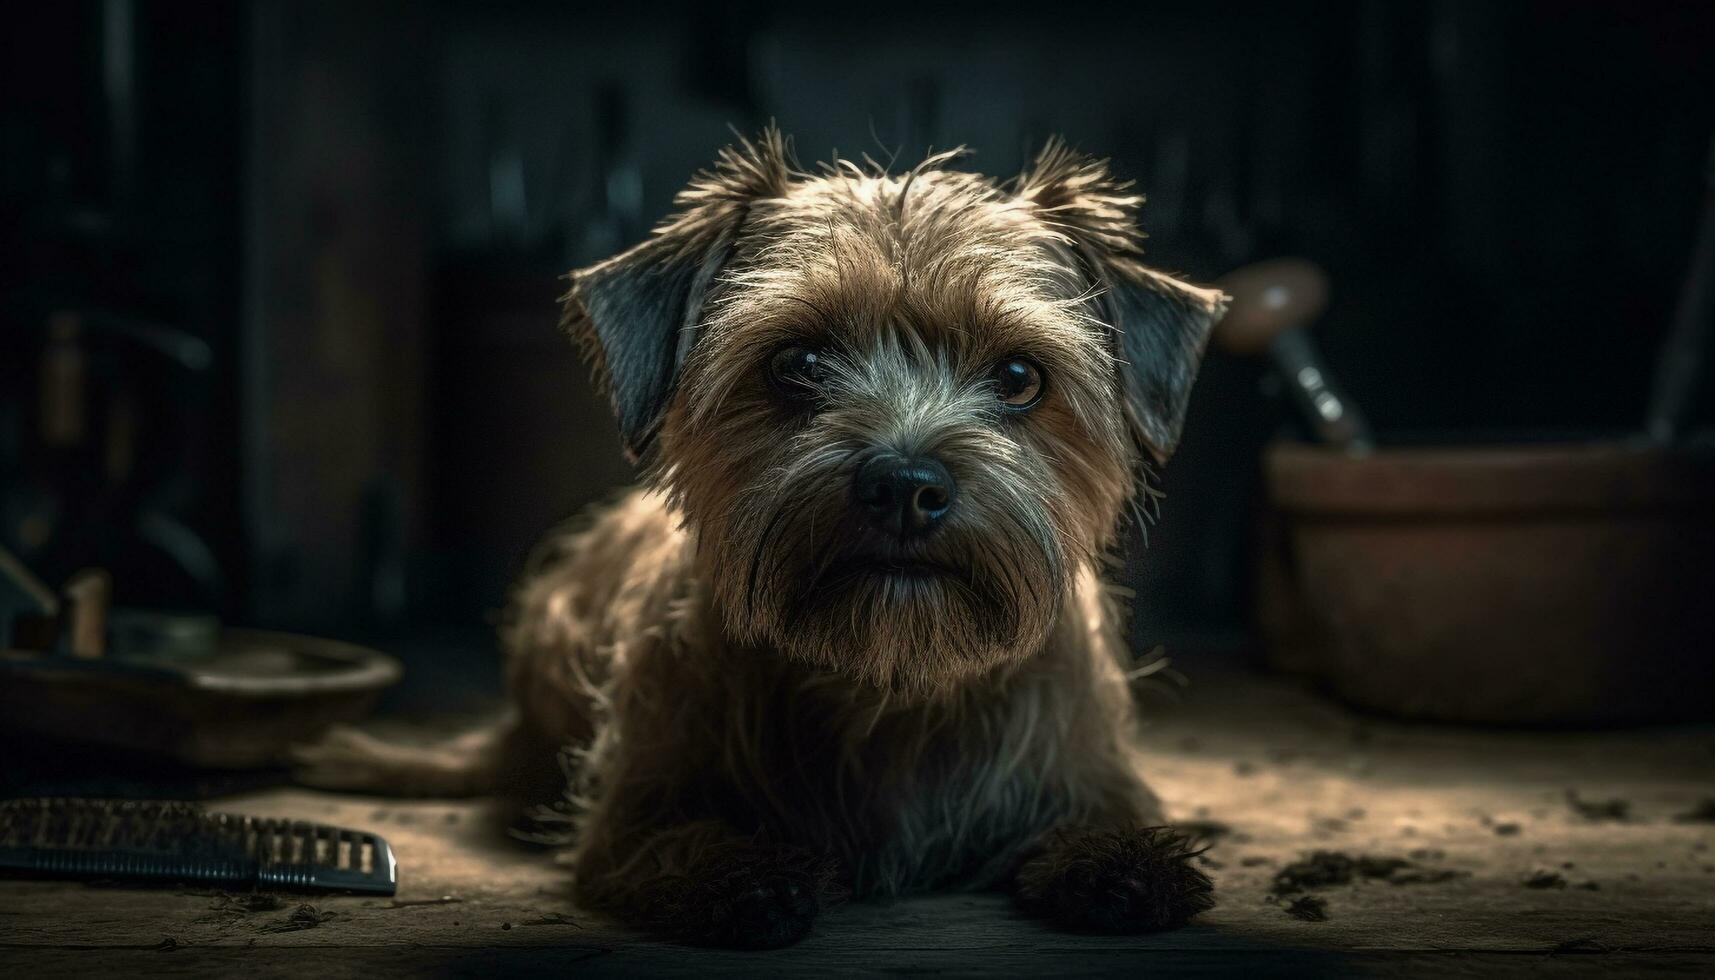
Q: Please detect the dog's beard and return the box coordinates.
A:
[713,462,1067,700]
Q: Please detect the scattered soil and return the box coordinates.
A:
[1492,822,1522,836]
[1565,790,1630,821]
[196,892,287,926]
[267,904,336,932]
[212,893,284,914]
[1523,869,1567,889]
[1385,867,1467,886]
[383,896,465,908]
[515,912,580,927]
[1272,852,1354,893]
[1673,799,1715,824]
[1174,819,1232,844]
[1271,851,1466,895]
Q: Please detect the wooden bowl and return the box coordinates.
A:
[1259,439,1715,724]
[0,630,401,767]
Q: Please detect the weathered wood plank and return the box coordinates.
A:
[3,670,1711,975]
[3,947,1714,979]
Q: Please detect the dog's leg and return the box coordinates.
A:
[575,819,843,949]
[1012,822,1213,933]
[291,712,528,798]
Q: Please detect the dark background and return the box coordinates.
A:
[3,0,1712,711]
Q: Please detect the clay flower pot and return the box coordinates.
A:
[1259,439,1715,725]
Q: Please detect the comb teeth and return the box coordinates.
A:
[243,816,397,892]
[0,798,396,895]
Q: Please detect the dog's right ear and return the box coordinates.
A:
[563,129,794,461]
[1014,140,1226,465]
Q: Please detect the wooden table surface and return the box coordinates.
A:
[4,668,1713,977]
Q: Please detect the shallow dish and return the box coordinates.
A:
[0,630,401,767]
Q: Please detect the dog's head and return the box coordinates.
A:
[563,130,1224,698]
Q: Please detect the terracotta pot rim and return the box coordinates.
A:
[1266,439,1715,516]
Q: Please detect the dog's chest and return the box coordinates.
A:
[723,687,1084,896]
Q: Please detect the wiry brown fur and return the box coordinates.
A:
[298,129,1225,948]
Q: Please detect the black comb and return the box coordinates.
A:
[0,797,397,895]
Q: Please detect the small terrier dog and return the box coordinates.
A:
[299,130,1226,948]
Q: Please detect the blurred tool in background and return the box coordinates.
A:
[3,312,223,613]
[1645,133,1715,446]
[1214,258,1374,451]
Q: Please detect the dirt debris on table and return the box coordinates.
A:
[196,892,286,925]
[1521,868,1599,890]
[382,895,465,908]
[1271,851,1466,895]
[1283,895,1329,921]
[515,912,580,927]
[1673,798,1715,823]
[1174,818,1233,843]
[1523,868,1568,889]
[1310,816,1351,836]
[1383,866,1467,885]
[266,904,336,932]
[1565,790,1631,821]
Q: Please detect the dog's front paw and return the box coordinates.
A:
[1014,826,1214,933]
[694,864,819,949]
[664,846,836,949]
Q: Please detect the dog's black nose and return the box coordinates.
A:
[854,455,956,536]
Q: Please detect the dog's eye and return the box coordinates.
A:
[993,357,1045,410]
[767,345,825,400]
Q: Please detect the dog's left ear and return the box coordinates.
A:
[1015,141,1227,463]
[563,129,794,461]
